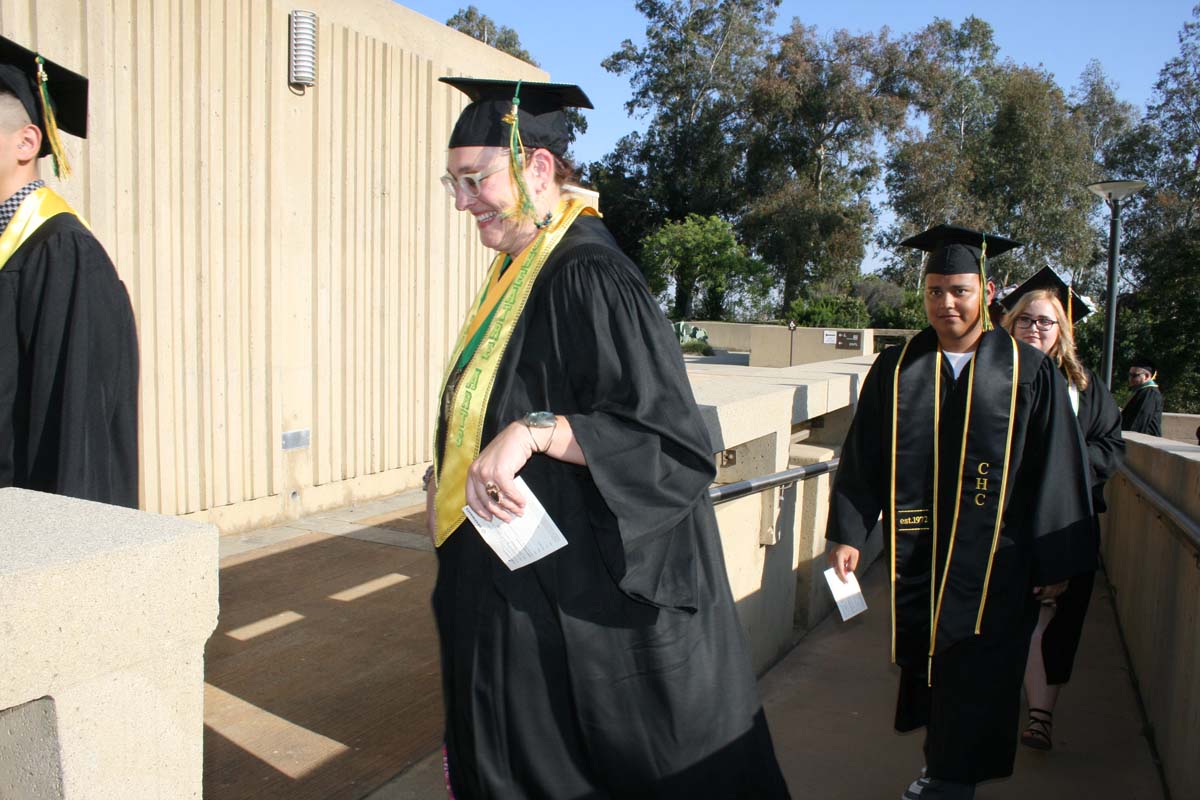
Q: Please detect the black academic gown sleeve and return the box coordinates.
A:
[1076,367,1124,513]
[826,344,897,551]
[546,239,719,611]
[0,215,139,507]
[1121,384,1163,436]
[1015,355,1097,587]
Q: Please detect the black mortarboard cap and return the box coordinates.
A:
[1129,355,1156,373]
[441,77,591,157]
[899,224,1022,278]
[998,266,1092,323]
[0,36,87,154]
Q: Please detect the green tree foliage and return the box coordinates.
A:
[445,6,587,147]
[882,18,1100,288]
[742,23,910,312]
[787,293,871,329]
[853,276,926,329]
[593,0,779,313]
[1090,5,1200,412]
[639,214,767,320]
[882,16,999,288]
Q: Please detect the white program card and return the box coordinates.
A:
[463,476,568,570]
[823,567,868,621]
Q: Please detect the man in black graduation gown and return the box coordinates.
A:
[1121,357,1163,436]
[0,36,138,507]
[827,225,1095,799]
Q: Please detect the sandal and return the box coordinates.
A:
[1021,707,1053,750]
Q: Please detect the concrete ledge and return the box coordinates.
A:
[687,356,873,673]
[0,489,219,799]
[1100,434,1200,800]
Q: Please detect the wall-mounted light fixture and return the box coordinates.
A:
[288,10,318,88]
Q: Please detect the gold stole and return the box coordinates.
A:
[432,198,596,546]
[0,187,88,270]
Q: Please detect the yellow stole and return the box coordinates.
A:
[0,186,88,270]
[433,198,597,546]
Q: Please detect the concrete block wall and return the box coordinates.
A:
[1100,434,1200,800]
[0,490,219,799]
[689,355,875,673]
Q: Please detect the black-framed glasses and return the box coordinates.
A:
[1014,315,1058,331]
[440,160,508,198]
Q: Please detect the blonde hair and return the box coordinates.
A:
[1002,289,1089,390]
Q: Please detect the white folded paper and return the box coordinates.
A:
[823,567,868,621]
[463,476,568,570]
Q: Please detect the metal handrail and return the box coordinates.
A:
[1116,463,1200,558]
[708,459,840,505]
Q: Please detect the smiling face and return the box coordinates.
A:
[444,145,540,255]
[1012,297,1061,354]
[923,272,994,350]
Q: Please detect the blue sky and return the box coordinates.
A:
[400,0,1195,165]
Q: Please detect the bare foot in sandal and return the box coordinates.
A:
[1022,707,1053,751]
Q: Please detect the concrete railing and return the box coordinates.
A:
[687,355,877,672]
[1162,412,1199,444]
[0,489,218,799]
[1100,433,1200,800]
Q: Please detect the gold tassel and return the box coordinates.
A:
[979,235,991,331]
[35,55,71,180]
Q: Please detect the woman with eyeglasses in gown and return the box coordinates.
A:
[427,76,789,799]
[999,268,1124,752]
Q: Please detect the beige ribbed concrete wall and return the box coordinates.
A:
[1,0,544,529]
[1100,434,1200,800]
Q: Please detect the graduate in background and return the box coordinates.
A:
[429,77,788,798]
[999,269,1124,752]
[1121,356,1163,436]
[0,36,138,507]
[827,225,1095,800]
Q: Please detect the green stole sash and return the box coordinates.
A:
[888,328,1019,671]
[0,186,88,270]
[432,198,597,546]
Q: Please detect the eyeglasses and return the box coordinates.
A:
[1014,315,1058,331]
[440,160,508,198]
[1129,369,1148,378]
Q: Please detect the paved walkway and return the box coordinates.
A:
[206,498,1163,800]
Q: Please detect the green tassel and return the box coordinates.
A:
[501,80,538,223]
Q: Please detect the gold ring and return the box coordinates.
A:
[485,481,501,503]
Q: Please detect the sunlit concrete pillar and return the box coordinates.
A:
[0,488,218,799]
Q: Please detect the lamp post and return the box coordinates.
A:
[1086,179,1147,391]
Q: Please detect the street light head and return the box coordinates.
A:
[1087,179,1147,202]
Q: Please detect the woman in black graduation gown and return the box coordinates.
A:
[1001,271,1124,751]
[425,77,788,799]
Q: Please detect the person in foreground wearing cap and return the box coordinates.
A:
[999,269,1124,752]
[826,226,1095,799]
[0,37,137,507]
[1121,357,1163,436]
[426,77,788,798]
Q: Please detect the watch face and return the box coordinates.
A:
[525,411,556,428]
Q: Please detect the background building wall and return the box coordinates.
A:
[0,0,544,529]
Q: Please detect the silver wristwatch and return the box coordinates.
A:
[524,411,556,428]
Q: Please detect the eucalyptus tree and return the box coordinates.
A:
[742,22,910,310]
